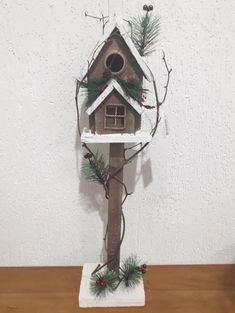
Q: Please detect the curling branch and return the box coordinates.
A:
[106,52,171,183]
[112,176,132,205]
[92,210,126,275]
[160,51,172,106]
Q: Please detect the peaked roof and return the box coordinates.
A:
[86,79,143,115]
[88,16,153,82]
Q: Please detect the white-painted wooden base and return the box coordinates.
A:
[81,129,152,143]
[78,263,145,308]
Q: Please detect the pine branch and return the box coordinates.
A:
[119,255,146,287]
[82,152,109,185]
[77,78,108,107]
[117,78,148,103]
[130,12,160,56]
[78,77,148,106]
[90,270,119,297]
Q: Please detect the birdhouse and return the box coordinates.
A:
[81,17,153,143]
[78,6,172,304]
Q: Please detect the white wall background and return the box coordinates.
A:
[0,0,235,266]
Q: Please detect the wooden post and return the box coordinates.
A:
[107,143,124,272]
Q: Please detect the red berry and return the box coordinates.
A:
[143,4,148,11]
[142,264,147,269]
[141,268,147,274]
[149,5,153,11]
[84,153,92,159]
[96,277,106,287]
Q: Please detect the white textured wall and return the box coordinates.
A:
[0,0,235,266]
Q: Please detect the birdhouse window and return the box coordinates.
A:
[104,104,126,130]
[106,53,124,73]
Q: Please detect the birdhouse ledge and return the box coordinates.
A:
[81,128,152,143]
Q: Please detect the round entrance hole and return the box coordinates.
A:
[106,53,124,73]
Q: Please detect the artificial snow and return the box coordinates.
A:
[81,129,152,143]
[78,263,145,308]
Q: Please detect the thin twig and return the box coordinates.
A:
[103,224,108,252]
[112,176,132,205]
[75,73,88,137]
[124,143,142,160]
[160,51,172,106]
[85,12,109,35]
[150,78,160,136]
[92,210,126,275]
[85,12,109,20]
[106,142,149,186]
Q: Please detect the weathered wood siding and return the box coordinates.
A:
[89,91,141,134]
[88,30,143,83]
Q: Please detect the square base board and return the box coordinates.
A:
[78,263,145,308]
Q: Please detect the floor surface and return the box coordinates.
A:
[0,264,234,312]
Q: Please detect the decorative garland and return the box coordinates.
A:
[78,76,149,108]
[90,255,147,297]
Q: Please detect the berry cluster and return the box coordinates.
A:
[96,277,106,287]
[143,4,154,11]
[84,153,92,160]
[136,263,147,274]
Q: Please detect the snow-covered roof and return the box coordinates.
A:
[88,16,153,82]
[86,79,142,116]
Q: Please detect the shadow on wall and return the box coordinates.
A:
[74,125,153,263]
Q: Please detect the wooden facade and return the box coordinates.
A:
[89,90,141,134]
[88,29,143,83]
[87,27,144,136]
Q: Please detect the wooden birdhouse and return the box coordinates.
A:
[86,79,142,134]
[78,6,172,304]
[81,17,153,144]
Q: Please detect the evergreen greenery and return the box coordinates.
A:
[90,255,146,297]
[120,255,144,287]
[117,78,148,103]
[90,270,119,297]
[78,78,108,107]
[78,77,148,107]
[130,12,160,56]
[82,152,109,185]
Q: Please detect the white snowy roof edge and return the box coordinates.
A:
[86,79,143,115]
[88,16,154,82]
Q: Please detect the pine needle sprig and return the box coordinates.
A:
[77,78,108,107]
[90,270,119,297]
[119,255,144,287]
[130,12,160,56]
[117,78,148,103]
[78,77,148,106]
[82,152,109,185]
